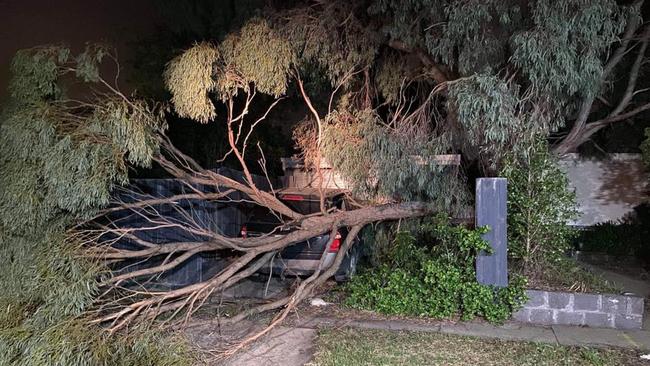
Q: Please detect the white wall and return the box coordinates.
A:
[558,154,649,226]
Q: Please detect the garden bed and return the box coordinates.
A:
[513,257,621,294]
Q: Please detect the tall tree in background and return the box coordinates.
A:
[132,0,650,172]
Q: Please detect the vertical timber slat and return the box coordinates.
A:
[475,178,508,287]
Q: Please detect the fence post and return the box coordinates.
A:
[475,178,508,287]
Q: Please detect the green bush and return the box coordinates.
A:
[345,216,527,323]
[500,140,578,271]
[577,222,638,256]
[577,204,650,257]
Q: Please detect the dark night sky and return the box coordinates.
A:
[0,0,159,100]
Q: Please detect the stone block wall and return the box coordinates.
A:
[512,290,644,330]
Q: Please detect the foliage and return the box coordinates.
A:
[8,46,70,101]
[427,1,520,75]
[510,0,626,98]
[345,216,527,323]
[162,0,640,194]
[0,46,188,365]
[376,0,633,164]
[128,0,265,100]
[0,318,190,366]
[219,18,296,98]
[447,75,523,164]
[279,1,381,86]
[576,203,650,257]
[500,140,618,294]
[164,42,220,123]
[372,0,627,93]
[319,109,466,206]
[374,52,418,104]
[129,1,296,177]
[164,18,295,122]
[500,140,578,269]
[369,0,512,75]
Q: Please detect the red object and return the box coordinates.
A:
[279,194,304,201]
[329,232,342,253]
[240,225,247,238]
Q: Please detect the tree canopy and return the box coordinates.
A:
[163,0,648,176]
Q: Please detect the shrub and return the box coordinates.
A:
[500,140,579,272]
[577,204,650,258]
[345,216,527,323]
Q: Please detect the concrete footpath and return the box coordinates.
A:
[293,316,650,350]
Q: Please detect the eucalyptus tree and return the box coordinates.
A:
[1,0,648,362]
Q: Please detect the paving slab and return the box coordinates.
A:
[221,326,316,366]
[440,321,558,344]
[552,325,650,350]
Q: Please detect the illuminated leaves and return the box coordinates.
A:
[164,42,220,123]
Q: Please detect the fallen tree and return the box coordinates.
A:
[0,41,448,361]
[79,62,442,348]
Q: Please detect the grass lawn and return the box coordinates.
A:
[309,328,644,366]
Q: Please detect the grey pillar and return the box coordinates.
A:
[475,178,508,287]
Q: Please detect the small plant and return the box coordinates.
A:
[345,216,527,323]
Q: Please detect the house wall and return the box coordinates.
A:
[558,153,649,226]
